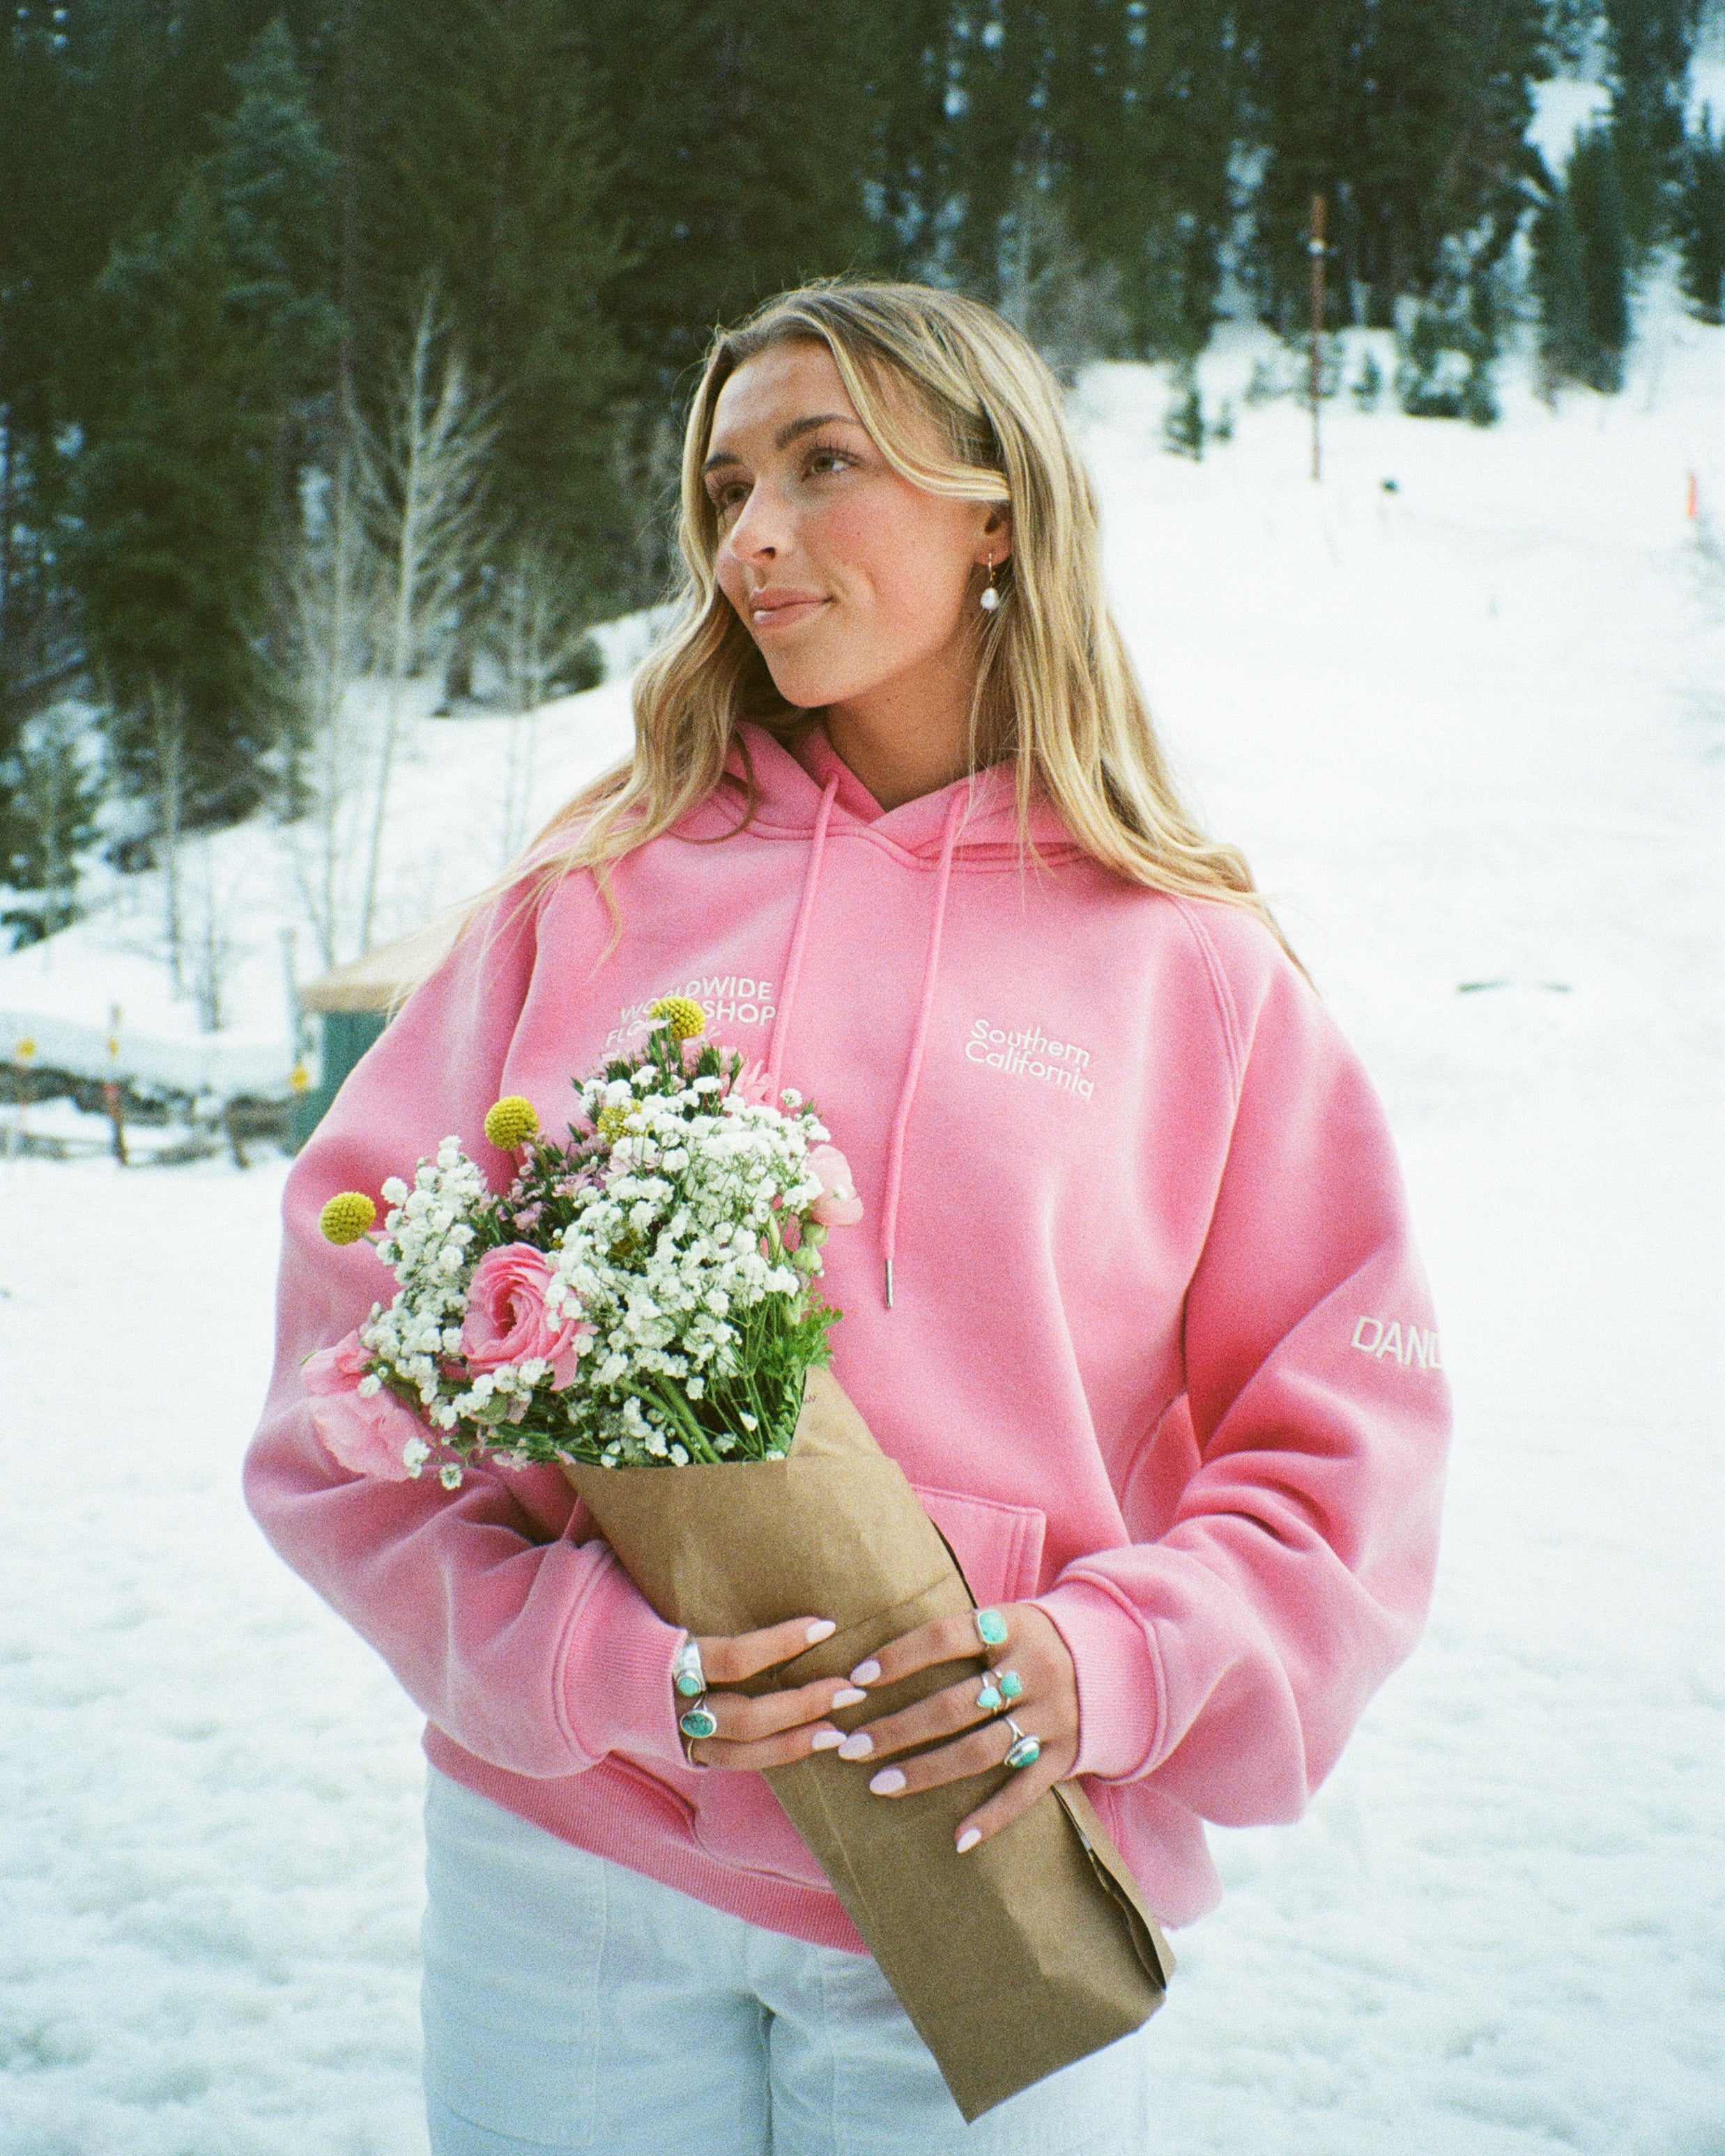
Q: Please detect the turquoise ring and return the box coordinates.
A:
[977,1678,1004,1714]
[974,1608,1009,1647]
[997,1669,1024,1702]
[1002,1717,1041,1771]
[673,1639,707,1699]
[679,1705,719,1741]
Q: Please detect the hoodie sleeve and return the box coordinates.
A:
[242,883,691,1781]
[1034,915,1450,1819]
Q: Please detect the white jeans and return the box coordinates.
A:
[422,1766,1157,2154]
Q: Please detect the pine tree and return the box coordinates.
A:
[1600,0,1703,253]
[1533,128,1632,394]
[1677,111,1725,324]
[1243,0,1550,334]
[70,171,281,826]
[208,16,342,508]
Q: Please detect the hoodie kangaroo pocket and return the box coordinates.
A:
[910,1482,1048,1609]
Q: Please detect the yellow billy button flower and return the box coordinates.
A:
[319,1192,377,1245]
[648,994,705,1042]
[596,1102,635,1143]
[484,1095,540,1150]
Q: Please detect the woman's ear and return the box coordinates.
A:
[977,507,1013,566]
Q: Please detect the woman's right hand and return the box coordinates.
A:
[680,1616,867,1769]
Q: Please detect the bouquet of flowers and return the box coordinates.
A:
[307,996,863,1484]
[309,996,1169,2122]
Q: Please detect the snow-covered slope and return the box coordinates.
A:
[0,674,637,1099]
[1,311,1721,2153]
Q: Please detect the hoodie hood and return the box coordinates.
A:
[714,720,1084,864]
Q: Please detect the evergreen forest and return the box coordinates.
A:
[1,0,1721,949]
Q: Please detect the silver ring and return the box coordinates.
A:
[1002,1716,1041,1771]
[673,1637,707,1699]
[976,1675,1006,1714]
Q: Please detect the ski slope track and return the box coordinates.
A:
[2,319,1721,2153]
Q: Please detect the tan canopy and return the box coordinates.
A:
[296,912,464,1015]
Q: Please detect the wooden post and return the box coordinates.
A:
[105,1006,128,1166]
[1309,193,1327,482]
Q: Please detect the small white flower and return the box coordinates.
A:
[439,1462,464,1491]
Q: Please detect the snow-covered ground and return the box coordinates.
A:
[2,311,1722,2154]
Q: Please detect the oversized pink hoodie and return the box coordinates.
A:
[245,720,1450,1944]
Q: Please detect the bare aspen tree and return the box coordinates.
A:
[354,293,494,953]
[185,836,236,1033]
[277,440,373,969]
[495,543,592,865]
[149,686,187,991]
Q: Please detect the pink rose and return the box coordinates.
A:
[461,1243,587,1390]
[728,1058,781,1109]
[302,1331,422,1481]
[807,1145,864,1227]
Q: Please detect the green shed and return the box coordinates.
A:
[291,916,461,1149]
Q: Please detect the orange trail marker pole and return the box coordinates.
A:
[1310,193,1327,482]
[1687,471,1699,519]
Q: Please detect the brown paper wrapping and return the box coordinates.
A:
[561,1364,1172,2121]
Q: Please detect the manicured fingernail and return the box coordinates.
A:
[805,1619,837,1643]
[836,1732,873,1760]
[809,1727,845,1750]
[849,1659,882,1684]
[868,1767,907,1795]
[956,1827,982,1854]
[831,1687,868,1708]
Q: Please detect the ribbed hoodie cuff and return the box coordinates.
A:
[558,1551,689,1773]
[1032,1578,1160,1782]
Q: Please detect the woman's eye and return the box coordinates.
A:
[710,481,749,516]
[804,447,854,478]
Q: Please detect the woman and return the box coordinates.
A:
[246,282,1450,2155]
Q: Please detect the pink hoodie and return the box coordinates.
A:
[245,721,1449,1944]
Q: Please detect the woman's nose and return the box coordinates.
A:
[728,478,788,563]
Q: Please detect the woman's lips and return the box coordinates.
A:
[750,592,828,632]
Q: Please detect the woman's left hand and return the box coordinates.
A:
[834,1601,1078,1852]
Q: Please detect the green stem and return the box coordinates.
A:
[643,1376,722,1463]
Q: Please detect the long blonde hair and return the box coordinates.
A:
[513,279,1273,937]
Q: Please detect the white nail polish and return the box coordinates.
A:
[849,1658,882,1685]
[956,1827,982,1854]
[868,1767,907,1795]
[836,1732,873,1760]
[805,1619,837,1644]
[810,1728,844,1750]
[831,1687,868,1709]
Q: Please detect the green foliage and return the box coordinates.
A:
[1600,0,1703,252]
[1677,113,1725,324]
[70,171,284,821]
[1352,348,1386,410]
[209,18,342,415]
[1395,240,1501,424]
[0,705,104,941]
[1533,128,1632,394]
[1162,367,1207,459]
[1241,0,1551,334]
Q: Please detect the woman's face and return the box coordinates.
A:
[704,339,1008,717]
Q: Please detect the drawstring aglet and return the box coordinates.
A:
[883,1258,895,1310]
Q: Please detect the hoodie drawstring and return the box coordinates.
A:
[767,771,967,1310]
[766,772,839,1096]
[881,787,967,1308]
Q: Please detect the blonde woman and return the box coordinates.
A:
[247,282,1450,2155]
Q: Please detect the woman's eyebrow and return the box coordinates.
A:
[703,413,865,474]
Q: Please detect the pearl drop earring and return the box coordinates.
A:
[979,557,1001,613]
